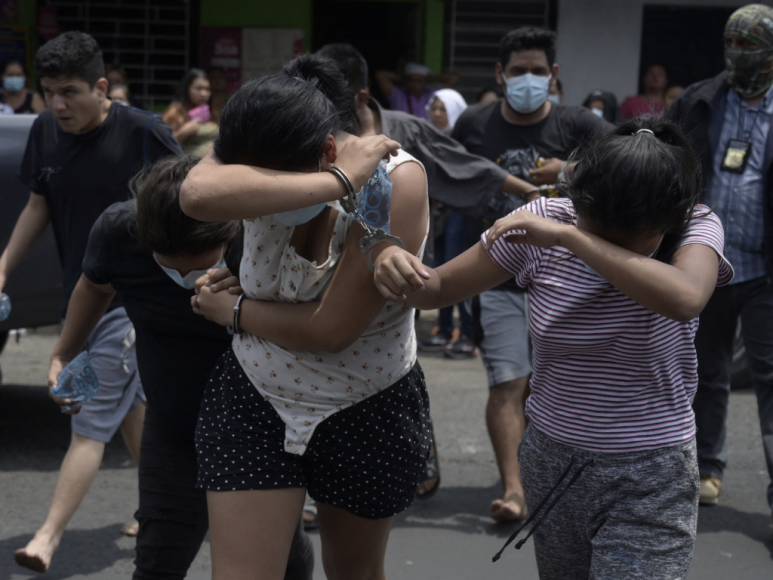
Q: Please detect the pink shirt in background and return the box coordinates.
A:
[483,198,734,453]
[620,95,664,120]
[387,86,437,120]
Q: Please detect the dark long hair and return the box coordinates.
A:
[175,68,209,110]
[214,53,357,171]
[564,116,703,262]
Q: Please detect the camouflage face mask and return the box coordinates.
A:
[725,4,773,98]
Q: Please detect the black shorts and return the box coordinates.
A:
[195,348,432,520]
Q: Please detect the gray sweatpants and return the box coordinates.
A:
[518,425,699,580]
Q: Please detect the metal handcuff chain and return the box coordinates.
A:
[328,165,406,272]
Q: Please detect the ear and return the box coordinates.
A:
[552,63,559,79]
[94,77,109,97]
[495,62,504,86]
[355,89,369,110]
[322,135,338,166]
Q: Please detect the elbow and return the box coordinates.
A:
[666,292,707,323]
[316,329,360,354]
[179,174,208,220]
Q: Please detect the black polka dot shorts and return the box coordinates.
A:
[195,348,432,520]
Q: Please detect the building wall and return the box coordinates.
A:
[556,0,758,106]
[200,0,445,72]
[1,0,40,84]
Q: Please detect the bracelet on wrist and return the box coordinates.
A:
[232,294,246,335]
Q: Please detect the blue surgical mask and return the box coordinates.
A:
[272,157,329,226]
[590,108,604,117]
[3,77,25,93]
[155,247,227,290]
[505,73,551,114]
[547,94,561,105]
[272,203,328,227]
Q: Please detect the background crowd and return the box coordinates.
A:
[1,3,772,580]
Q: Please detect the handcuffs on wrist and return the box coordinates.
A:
[328,165,405,272]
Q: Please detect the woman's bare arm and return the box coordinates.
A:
[375,209,722,322]
[192,161,428,352]
[179,135,402,222]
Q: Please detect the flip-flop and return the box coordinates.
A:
[302,504,319,531]
[416,453,441,500]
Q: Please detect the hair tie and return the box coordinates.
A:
[635,129,655,136]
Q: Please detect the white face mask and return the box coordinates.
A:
[590,107,604,117]
[155,246,227,290]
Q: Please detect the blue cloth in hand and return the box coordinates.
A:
[356,161,393,234]
[51,351,101,413]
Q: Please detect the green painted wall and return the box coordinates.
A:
[200,0,444,71]
[0,0,39,83]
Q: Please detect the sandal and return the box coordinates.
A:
[416,434,441,500]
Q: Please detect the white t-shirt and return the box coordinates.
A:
[233,150,428,454]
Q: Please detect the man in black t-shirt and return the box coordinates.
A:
[451,27,612,523]
[3,32,181,573]
[46,157,313,580]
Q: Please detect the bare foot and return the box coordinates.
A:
[416,443,439,497]
[14,533,59,573]
[490,495,527,522]
[120,519,139,537]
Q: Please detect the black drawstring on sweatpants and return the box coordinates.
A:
[492,456,594,562]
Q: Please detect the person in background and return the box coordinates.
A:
[582,89,621,124]
[453,26,613,522]
[49,155,314,580]
[670,3,773,521]
[162,68,218,157]
[376,61,460,120]
[185,41,543,503]
[106,63,142,109]
[665,85,685,110]
[620,63,668,119]
[548,77,563,105]
[423,88,477,359]
[0,59,45,114]
[108,83,131,106]
[477,86,502,104]
[3,31,182,573]
[208,66,229,124]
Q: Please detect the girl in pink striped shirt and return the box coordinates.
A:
[373,117,733,579]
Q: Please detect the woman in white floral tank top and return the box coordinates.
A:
[185,54,430,580]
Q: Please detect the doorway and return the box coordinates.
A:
[639,5,736,92]
[312,0,420,106]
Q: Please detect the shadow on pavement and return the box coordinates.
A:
[697,504,773,559]
[392,484,528,540]
[0,385,134,471]
[0,525,134,580]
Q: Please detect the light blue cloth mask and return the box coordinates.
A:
[154,247,227,290]
[3,77,25,92]
[272,202,329,227]
[505,73,551,114]
[51,351,101,413]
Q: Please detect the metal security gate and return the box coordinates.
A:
[448,0,551,103]
[43,0,191,111]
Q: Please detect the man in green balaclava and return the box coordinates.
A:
[671,4,773,522]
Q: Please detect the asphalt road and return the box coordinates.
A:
[0,321,771,579]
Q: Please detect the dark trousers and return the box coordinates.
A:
[436,211,472,337]
[693,276,773,511]
[133,408,314,580]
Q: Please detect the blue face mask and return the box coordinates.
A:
[547,94,561,105]
[590,107,604,117]
[155,247,227,290]
[3,76,25,92]
[353,161,394,234]
[272,203,328,227]
[505,73,551,114]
